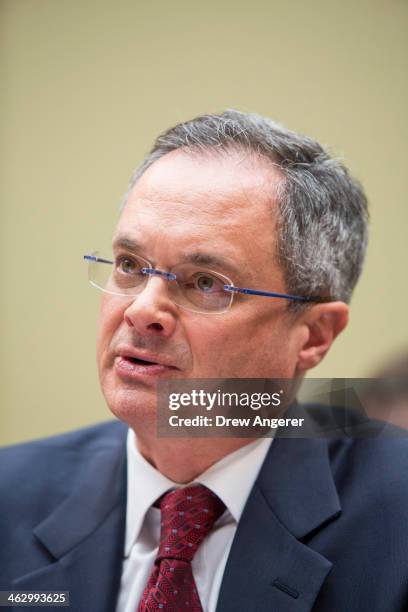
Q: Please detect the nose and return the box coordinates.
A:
[123,275,178,337]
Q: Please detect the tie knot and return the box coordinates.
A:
[156,484,225,563]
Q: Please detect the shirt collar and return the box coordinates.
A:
[124,428,273,556]
[194,436,272,522]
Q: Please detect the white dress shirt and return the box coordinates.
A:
[115,429,273,612]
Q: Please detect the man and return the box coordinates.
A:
[1,110,407,612]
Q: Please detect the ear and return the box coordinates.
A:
[295,302,349,375]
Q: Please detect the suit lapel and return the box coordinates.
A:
[12,427,127,612]
[216,433,341,612]
[10,416,341,611]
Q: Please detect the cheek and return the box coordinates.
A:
[190,311,296,377]
[96,297,124,359]
[188,314,263,367]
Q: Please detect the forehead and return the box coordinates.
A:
[115,150,282,268]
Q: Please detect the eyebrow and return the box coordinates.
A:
[112,236,144,252]
[183,252,240,278]
[112,234,242,279]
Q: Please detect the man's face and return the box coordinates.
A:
[97,150,305,426]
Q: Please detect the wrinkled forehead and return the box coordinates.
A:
[121,149,282,229]
[114,150,285,283]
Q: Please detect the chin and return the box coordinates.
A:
[103,385,157,429]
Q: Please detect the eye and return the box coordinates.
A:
[196,274,214,292]
[116,256,140,275]
[191,272,223,293]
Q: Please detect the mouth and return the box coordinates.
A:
[114,350,179,381]
[125,356,160,366]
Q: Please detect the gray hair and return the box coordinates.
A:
[121,110,368,306]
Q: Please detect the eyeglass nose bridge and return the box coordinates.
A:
[141,267,177,282]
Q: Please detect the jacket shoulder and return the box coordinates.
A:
[0,419,127,456]
[326,434,408,524]
[0,420,128,520]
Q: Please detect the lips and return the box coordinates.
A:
[125,355,159,366]
[117,347,178,368]
[114,347,179,382]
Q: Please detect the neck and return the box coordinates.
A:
[133,429,258,483]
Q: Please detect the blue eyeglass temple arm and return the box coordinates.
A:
[84,255,113,264]
[83,255,328,303]
[223,285,329,304]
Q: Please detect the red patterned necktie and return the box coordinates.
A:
[138,484,225,612]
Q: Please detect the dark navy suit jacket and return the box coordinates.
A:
[1,412,408,612]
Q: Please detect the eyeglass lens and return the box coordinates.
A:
[88,252,233,313]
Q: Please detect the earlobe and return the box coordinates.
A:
[296,302,349,374]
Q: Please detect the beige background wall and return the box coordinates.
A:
[1,0,407,445]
